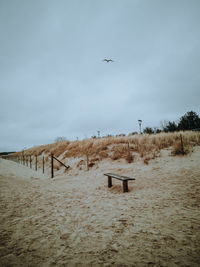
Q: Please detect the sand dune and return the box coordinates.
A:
[0,147,200,266]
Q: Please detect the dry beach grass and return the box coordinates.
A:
[0,131,200,266]
[14,131,200,170]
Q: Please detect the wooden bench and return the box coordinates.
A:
[104,173,135,193]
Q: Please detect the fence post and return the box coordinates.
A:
[30,155,32,168]
[22,151,25,165]
[127,142,131,163]
[43,156,45,174]
[51,154,54,178]
[180,134,184,154]
[35,155,37,171]
[86,151,89,171]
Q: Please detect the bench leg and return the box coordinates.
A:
[123,180,128,192]
[108,176,112,188]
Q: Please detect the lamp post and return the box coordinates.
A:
[138,120,142,134]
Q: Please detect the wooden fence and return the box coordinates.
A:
[1,153,70,179]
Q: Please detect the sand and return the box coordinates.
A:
[0,148,200,266]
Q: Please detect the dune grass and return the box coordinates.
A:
[13,131,200,168]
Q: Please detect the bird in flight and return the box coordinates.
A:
[103,59,114,63]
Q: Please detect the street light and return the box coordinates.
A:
[138,120,142,134]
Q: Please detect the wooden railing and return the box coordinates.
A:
[1,153,70,178]
[51,154,70,178]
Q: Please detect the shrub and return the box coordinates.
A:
[99,151,109,159]
[143,127,154,134]
[111,150,121,160]
[171,140,189,156]
[125,154,134,163]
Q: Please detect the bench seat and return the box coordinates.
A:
[104,173,135,192]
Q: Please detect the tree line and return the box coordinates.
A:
[143,111,200,134]
[54,110,200,141]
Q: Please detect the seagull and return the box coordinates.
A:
[103,59,114,63]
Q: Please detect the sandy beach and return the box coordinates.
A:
[0,148,200,266]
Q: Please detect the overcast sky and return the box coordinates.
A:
[0,0,200,151]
